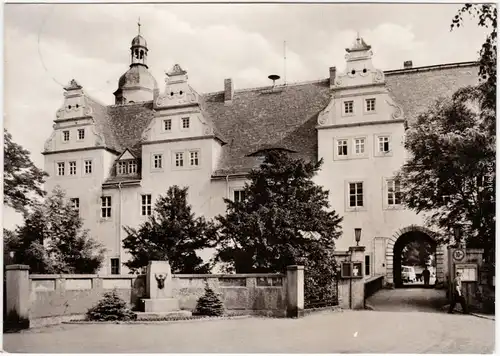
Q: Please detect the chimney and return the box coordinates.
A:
[224,78,233,105]
[329,66,336,87]
[404,60,413,69]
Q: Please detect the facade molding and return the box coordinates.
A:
[42,146,120,156]
[317,118,405,130]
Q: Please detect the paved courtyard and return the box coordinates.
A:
[366,286,447,312]
[4,309,494,353]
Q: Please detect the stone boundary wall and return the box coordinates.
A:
[171,273,287,316]
[16,270,289,327]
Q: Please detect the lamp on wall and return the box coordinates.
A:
[355,228,362,246]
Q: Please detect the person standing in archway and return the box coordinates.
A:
[448,271,469,314]
[422,266,431,286]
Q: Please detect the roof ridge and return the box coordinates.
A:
[384,61,478,75]
[201,60,478,97]
[202,78,330,97]
[107,100,154,109]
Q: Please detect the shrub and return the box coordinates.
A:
[195,284,224,316]
[86,289,137,321]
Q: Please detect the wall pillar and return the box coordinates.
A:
[5,265,30,328]
[286,265,304,318]
[349,246,366,309]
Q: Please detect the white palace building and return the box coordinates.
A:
[43,30,478,282]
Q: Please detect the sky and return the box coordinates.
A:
[3,3,489,229]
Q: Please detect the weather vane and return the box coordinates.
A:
[138,17,141,35]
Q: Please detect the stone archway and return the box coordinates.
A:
[385,225,445,286]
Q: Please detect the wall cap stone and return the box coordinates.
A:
[286,265,305,271]
[173,273,285,278]
[349,246,366,252]
[6,264,30,271]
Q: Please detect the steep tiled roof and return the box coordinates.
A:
[106,101,155,157]
[202,81,332,175]
[86,95,120,153]
[90,61,479,178]
[385,62,479,123]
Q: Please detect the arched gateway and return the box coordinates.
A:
[385,225,446,287]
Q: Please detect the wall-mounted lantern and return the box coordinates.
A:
[355,228,362,246]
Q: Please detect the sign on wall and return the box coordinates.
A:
[452,249,466,262]
[455,263,478,282]
[341,262,364,279]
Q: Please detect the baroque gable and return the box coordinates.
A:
[44,79,109,153]
[317,36,404,128]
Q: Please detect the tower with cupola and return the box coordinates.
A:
[113,20,158,104]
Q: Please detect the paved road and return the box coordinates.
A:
[366,287,447,312]
[4,310,494,353]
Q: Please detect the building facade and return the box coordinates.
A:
[43,31,479,279]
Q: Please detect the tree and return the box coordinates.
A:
[215,150,343,273]
[86,289,137,321]
[194,284,225,316]
[395,90,495,260]
[451,4,496,132]
[12,187,105,274]
[4,129,48,214]
[122,186,215,274]
[401,240,435,267]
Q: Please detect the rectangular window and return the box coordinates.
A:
[189,151,199,166]
[164,119,172,131]
[366,98,376,112]
[101,196,111,218]
[153,154,163,169]
[57,162,65,176]
[70,198,80,212]
[378,136,391,153]
[69,161,77,175]
[337,139,348,156]
[77,128,85,140]
[175,152,184,167]
[349,182,364,207]
[128,161,137,174]
[84,160,92,174]
[365,255,371,276]
[182,117,190,129]
[387,179,402,206]
[233,190,246,203]
[117,161,127,175]
[110,258,120,275]
[354,138,365,154]
[141,194,152,216]
[62,130,70,142]
[344,101,354,114]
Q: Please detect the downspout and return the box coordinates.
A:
[349,248,353,309]
[225,174,230,200]
[117,181,123,274]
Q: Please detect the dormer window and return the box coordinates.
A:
[117,162,127,175]
[128,161,137,174]
[117,159,138,176]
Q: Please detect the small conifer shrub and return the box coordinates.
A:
[195,284,225,316]
[86,289,137,321]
